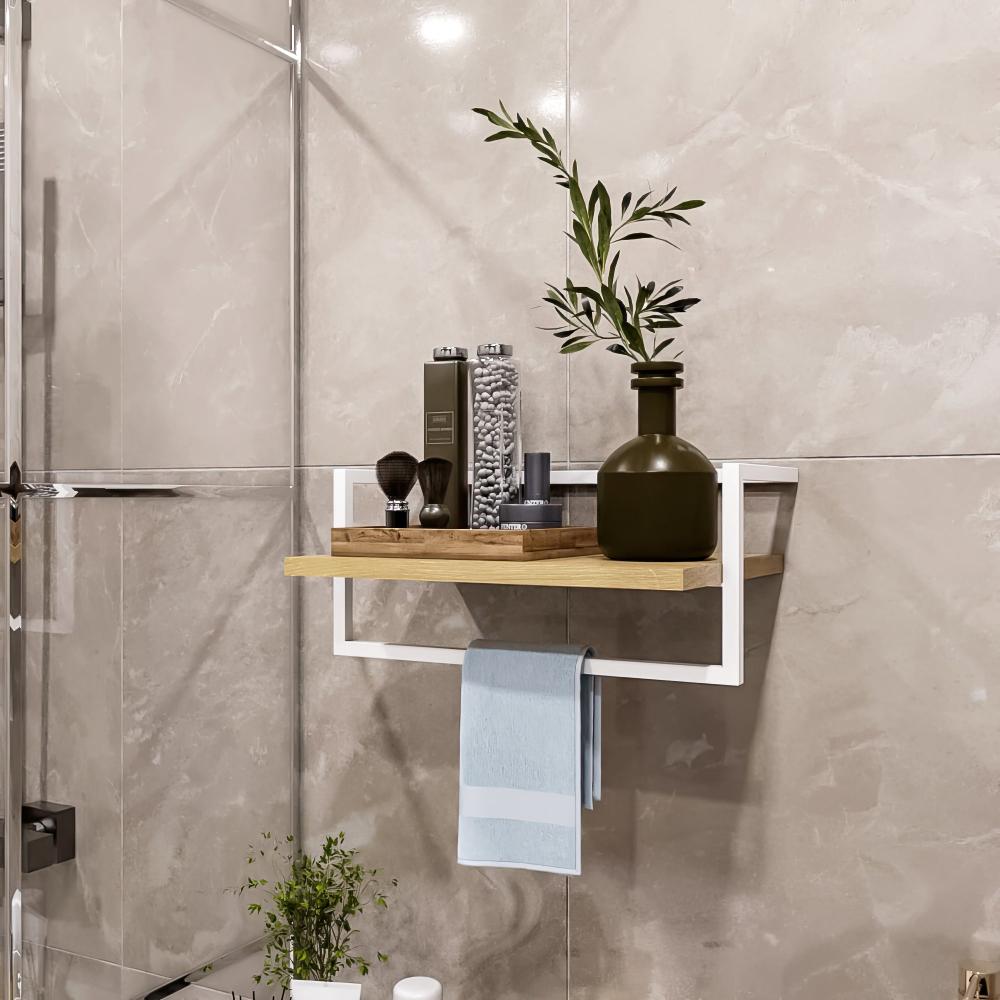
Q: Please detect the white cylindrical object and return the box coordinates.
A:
[393,976,443,1000]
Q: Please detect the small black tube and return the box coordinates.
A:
[524,452,551,503]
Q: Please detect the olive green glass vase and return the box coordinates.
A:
[597,361,718,561]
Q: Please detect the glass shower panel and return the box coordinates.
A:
[119,484,293,983]
[21,495,125,992]
[19,486,294,997]
[121,0,292,473]
[7,0,298,995]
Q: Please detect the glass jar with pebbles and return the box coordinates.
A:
[470,343,522,528]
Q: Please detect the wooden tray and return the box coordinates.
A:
[331,526,600,561]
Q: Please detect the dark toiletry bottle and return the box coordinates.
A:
[499,452,563,529]
[424,347,469,528]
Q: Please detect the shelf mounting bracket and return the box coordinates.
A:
[330,463,796,685]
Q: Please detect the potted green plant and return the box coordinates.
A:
[238,832,396,999]
[473,102,718,561]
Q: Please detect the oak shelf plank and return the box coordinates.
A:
[284,552,783,592]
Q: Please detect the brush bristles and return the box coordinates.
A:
[418,457,452,505]
[376,450,418,501]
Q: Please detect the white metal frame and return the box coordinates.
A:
[332,462,797,686]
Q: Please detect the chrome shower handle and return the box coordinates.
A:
[961,965,999,998]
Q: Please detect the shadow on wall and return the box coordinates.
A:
[337,478,795,995]
[565,483,794,993]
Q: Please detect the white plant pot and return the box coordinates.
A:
[291,980,362,1000]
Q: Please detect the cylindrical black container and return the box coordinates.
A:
[597,362,717,560]
[500,451,563,529]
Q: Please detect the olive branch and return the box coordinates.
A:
[473,101,704,363]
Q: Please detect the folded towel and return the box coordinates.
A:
[457,640,601,876]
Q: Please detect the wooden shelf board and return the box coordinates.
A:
[284,552,783,592]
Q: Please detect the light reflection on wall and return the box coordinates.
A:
[416,11,469,49]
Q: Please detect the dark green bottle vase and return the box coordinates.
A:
[597,361,718,561]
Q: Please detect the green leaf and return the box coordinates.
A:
[596,181,612,265]
[650,285,682,305]
[659,297,701,312]
[484,130,523,142]
[620,191,632,216]
[635,281,649,315]
[560,339,595,354]
[472,107,508,128]
[571,218,600,270]
[651,338,675,357]
[672,199,705,210]
[607,344,632,356]
[569,182,591,230]
[588,183,600,220]
[568,284,604,312]
[599,284,623,325]
[652,211,690,226]
[621,321,646,358]
[607,250,621,290]
[617,232,681,249]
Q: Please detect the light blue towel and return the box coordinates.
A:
[457,641,601,876]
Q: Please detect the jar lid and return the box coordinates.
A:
[477,343,514,357]
[432,346,468,361]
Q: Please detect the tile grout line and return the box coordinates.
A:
[24,450,1000,478]
[563,0,572,490]
[119,0,127,972]
[564,7,572,999]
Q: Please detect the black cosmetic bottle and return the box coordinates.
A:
[423,347,469,528]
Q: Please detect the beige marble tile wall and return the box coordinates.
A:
[16,0,1000,997]
[301,1,1000,999]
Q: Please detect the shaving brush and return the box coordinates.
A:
[417,458,452,528]
[376,451,418,528]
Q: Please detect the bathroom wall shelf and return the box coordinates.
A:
[284,552,783,591]
[286,463,797,687]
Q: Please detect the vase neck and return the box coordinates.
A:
[637,386,676,435]
[630,361,684,435]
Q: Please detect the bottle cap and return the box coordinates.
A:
[477,343,513,357]
[393,976,443,1000]
[432,346,468,361]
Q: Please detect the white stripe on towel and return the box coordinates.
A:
[460,785,577,828]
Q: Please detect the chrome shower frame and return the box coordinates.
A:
[0,0,305,995]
